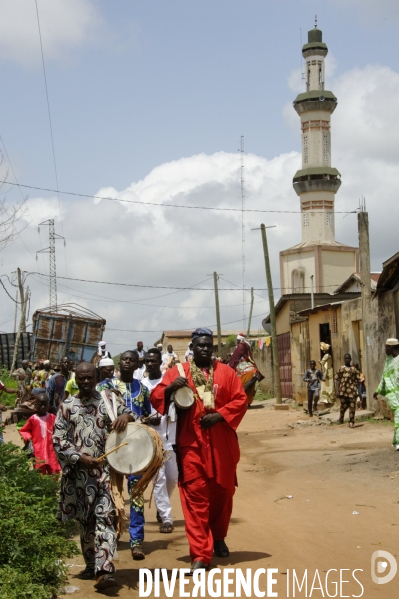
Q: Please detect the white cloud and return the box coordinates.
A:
[2,62,399,353]
[0,0,103,66]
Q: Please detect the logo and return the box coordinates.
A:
[371,550,397,585]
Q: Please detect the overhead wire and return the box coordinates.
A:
[34,0,70,302]
[0,132,47,302]
[30,274,267,309]
[1,180,357,215]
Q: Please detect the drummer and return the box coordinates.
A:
[151,328,248,574]
[142,348,178,534]
[96,350,151,561]
[53,362,136,591]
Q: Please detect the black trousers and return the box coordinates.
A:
[307,389,318,415]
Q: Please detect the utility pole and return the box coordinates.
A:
[17,267,26,332]
[247,287,254,338]
[210,271,222,356]
[37,219,65,313]
[11,286,30,372]
[255,224,282,404]
[358,200,372,409]
[13,290,19,333]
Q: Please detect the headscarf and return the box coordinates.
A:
[320,342,330,352]
[237,333,245,342]
[98,341,106,356]
[191,328,213,342]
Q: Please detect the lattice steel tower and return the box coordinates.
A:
[37,219,65,313]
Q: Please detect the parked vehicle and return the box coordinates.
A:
[31,304,106,364]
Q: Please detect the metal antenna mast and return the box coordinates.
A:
[37,219,65,312]
[240,135,246,330]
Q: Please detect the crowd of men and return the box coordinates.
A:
[0,333,256,590]
[2,332,399,590]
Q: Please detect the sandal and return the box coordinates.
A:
[187,561,210,576]
[77,566,95,580]
[214,540,229,557]
[131,545,145,560]
[94,573,119,590]
[159,522,174,533]
[349,422,355,428]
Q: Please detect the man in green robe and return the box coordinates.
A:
[374,338,399,449]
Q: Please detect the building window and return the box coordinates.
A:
[292,268,305,293]
[323,133,330,164]
[326,212,333,226]
[303,213,309,227]
[303,135,308,164]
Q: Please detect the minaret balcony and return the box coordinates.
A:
[293,90,337,115]
[293,167,342,196]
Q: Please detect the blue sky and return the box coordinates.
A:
[1,0,399,350]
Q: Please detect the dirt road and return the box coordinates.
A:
[5,402,399,597]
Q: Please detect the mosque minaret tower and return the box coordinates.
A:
[280,24,358,294]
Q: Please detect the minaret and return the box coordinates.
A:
[292,25,340,244]
[279,25,358,295]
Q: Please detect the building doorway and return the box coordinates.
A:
[319,323,332,361]
[277,332,292,398]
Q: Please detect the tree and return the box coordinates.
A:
[0,152,27,251]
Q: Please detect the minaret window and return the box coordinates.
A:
[323,133,330,164]
[326,212,333,226]
[303,213,309,227]
[303,135,308,164]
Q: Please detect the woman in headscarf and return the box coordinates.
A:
[319,342,336,404]
[228,334,264,406]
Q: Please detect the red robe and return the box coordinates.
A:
[151,360,247,490]
[19,413,61,474]
[151,360,247,563]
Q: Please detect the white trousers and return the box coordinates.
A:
[153,450,178,524]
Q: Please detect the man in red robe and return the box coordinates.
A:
[151,328,247,574]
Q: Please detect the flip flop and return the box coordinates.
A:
[77,567,95,580]
[94,573,119,590]
[214,540,229,557]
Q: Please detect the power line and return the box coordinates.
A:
[31,275,267,309]
[1,180,357,215]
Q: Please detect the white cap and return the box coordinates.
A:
[43,360,50,365]
[157,343,163,349]
[386,338,399,346]
[99,357,114,367]
[237,334,245,341]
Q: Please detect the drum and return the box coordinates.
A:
[174,386,195,410]
[105,422,156,475]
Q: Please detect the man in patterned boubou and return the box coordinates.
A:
[53,362,136,591]
[334,353,362,428]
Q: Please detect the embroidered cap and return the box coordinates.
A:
[191,328,214,341]
[386,338,399,346]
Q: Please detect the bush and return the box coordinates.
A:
[0,444,78,599]
[0,366,17,407]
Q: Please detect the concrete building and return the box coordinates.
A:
[287,252,399,412]
[280,25,358,295]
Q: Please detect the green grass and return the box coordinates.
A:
[254,388,274,402]
[0,368,17,407]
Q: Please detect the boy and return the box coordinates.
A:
[303,360,324,417]
[19,393,61,474]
